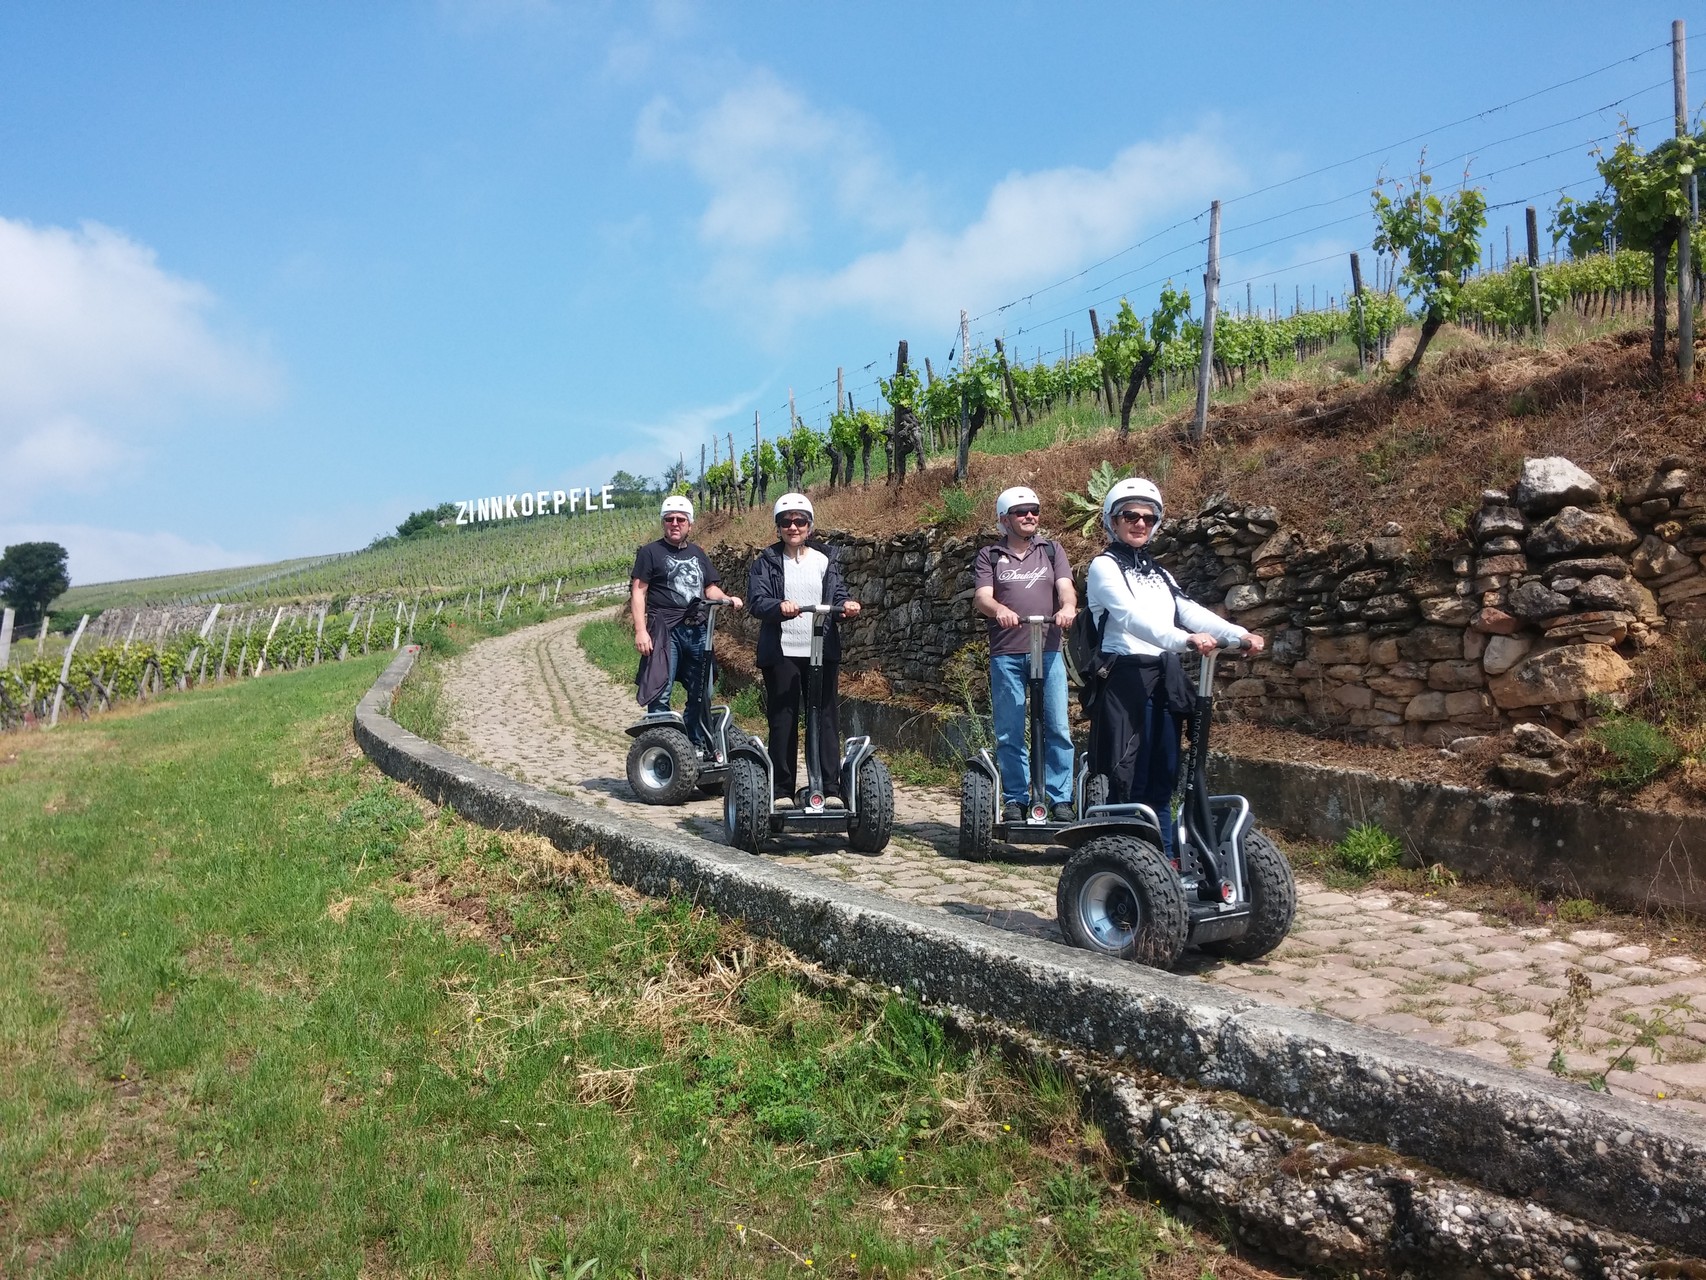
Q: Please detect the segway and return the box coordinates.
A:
[1053,640,1296,969]
[958,616,1107,859]
[624,599,748,805]
[723,604,894,853]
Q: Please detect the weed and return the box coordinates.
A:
[942,640,992,752]
[1586,711,1680,790]
[886,748,956,790]
[1335,822,1402,874]
[1557,898,1599,924]
[923,485,983,530]
[1060,461,1134,537]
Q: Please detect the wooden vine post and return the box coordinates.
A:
[1192,200,1222,444]
[48,614,89,729]
[1526,207,1545,341]
[1087,309,1118,413]
[254,606,285,675]
[1349,252,1367,374]
[0,607,13,670]
[994,338,1024,429]
[1677,19,1695,383]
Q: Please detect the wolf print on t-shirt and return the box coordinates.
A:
[664,551,704,605]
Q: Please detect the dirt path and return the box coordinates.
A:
[440,609,1706,1116]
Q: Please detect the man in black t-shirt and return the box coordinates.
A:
[630,494,742,747]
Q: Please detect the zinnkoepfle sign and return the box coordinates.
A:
[455,485,615,525]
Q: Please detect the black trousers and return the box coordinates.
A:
[1088,657,1182,855]
[762,656,842,798]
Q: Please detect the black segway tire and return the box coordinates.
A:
[1056,835,1188,968]
[1083,772,1111,813]
[724,756,768,853]
[847,757,894,854]
[957,769,996,861]
[626,726,701,805]
[1201,830,1297,962]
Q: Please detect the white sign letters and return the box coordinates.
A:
[455,484,616,526]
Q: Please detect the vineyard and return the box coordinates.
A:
[53,507,657,613]
[1,584,606,732]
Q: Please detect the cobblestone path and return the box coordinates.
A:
[439,609,1706,1115]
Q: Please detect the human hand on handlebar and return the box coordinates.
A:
[1243,633,1266,655]
[994,604,1020,628]
[1186,632,1220,655]
[780,600,800,619]
[1052,605,1076,630]
[842,600,861,619]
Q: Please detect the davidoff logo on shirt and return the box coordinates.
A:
[996,563,1051,588]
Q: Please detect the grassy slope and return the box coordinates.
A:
[54,510,658,614]
[0,658,1250,1278]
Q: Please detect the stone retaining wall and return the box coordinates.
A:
[713,455,1701,746]
[356,646,1706,1255]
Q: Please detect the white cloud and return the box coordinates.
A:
[577,387,766,486]
[773,131,1241,328]
[638,72,1241,332]
[0,217,278,519]
[0,522,261,589]
[636,70,922,254]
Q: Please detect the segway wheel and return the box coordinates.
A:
[1083,772,1111,813]
[1056,835,1188,968]
[1201,830,1297,962]
[626,726,701,806]
[846,757,894,854]
[723,756,769,853]
[957,769,996,861]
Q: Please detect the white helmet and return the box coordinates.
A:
[660,494,694,521]
[773,492,814,522]
[1102,477,1165,538]
[995,485,1040,518]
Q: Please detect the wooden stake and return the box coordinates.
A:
[1350,252,1367,373]
[48,614,89,728]
[1087,309,1118,412]
[1526,206,1545,340]
[1677,19,1695,382]
[0,607,12,670]
[994,338,1024,427]
[254,606,285,676]
[1193,200,1221,443]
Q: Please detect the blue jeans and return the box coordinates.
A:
[990,651,1074,806]
[647,621,711,747]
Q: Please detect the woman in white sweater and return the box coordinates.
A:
[1084,478,1265,857]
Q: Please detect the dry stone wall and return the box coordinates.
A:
[711,455,1696,742]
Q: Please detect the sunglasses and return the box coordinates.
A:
[1116,509,1158,526]
[1007,506,1040,518]
[662,515,690,524]
[776,516,812,528]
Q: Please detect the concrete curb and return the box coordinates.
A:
[357,647,1705,1252]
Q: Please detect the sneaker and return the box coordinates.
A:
[823,795,846,810]
[772,795,795,810]
[1049,803,1076,823]
[1002,802,1025,823]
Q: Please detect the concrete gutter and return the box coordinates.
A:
[357,647,1705,1253]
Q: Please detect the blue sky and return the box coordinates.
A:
[1,1,1699,584]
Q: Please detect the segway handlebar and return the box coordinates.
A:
[803,603,849,615]
[1196,635,1256,695]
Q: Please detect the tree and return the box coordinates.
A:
[0,541,70,628]
[1590,123,1702,370]
[394,502,458,540]
[1372,163,1488,386]
[1093,286,1193,439]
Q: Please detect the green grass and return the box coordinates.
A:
[578,615,771,724]
[0,650,1235,1276]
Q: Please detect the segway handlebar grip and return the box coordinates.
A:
[805,603,846,615]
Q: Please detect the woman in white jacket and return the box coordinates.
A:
[1084,478,1265,857]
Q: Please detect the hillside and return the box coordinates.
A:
[698,326,1704,560]
[53,508,657,612]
